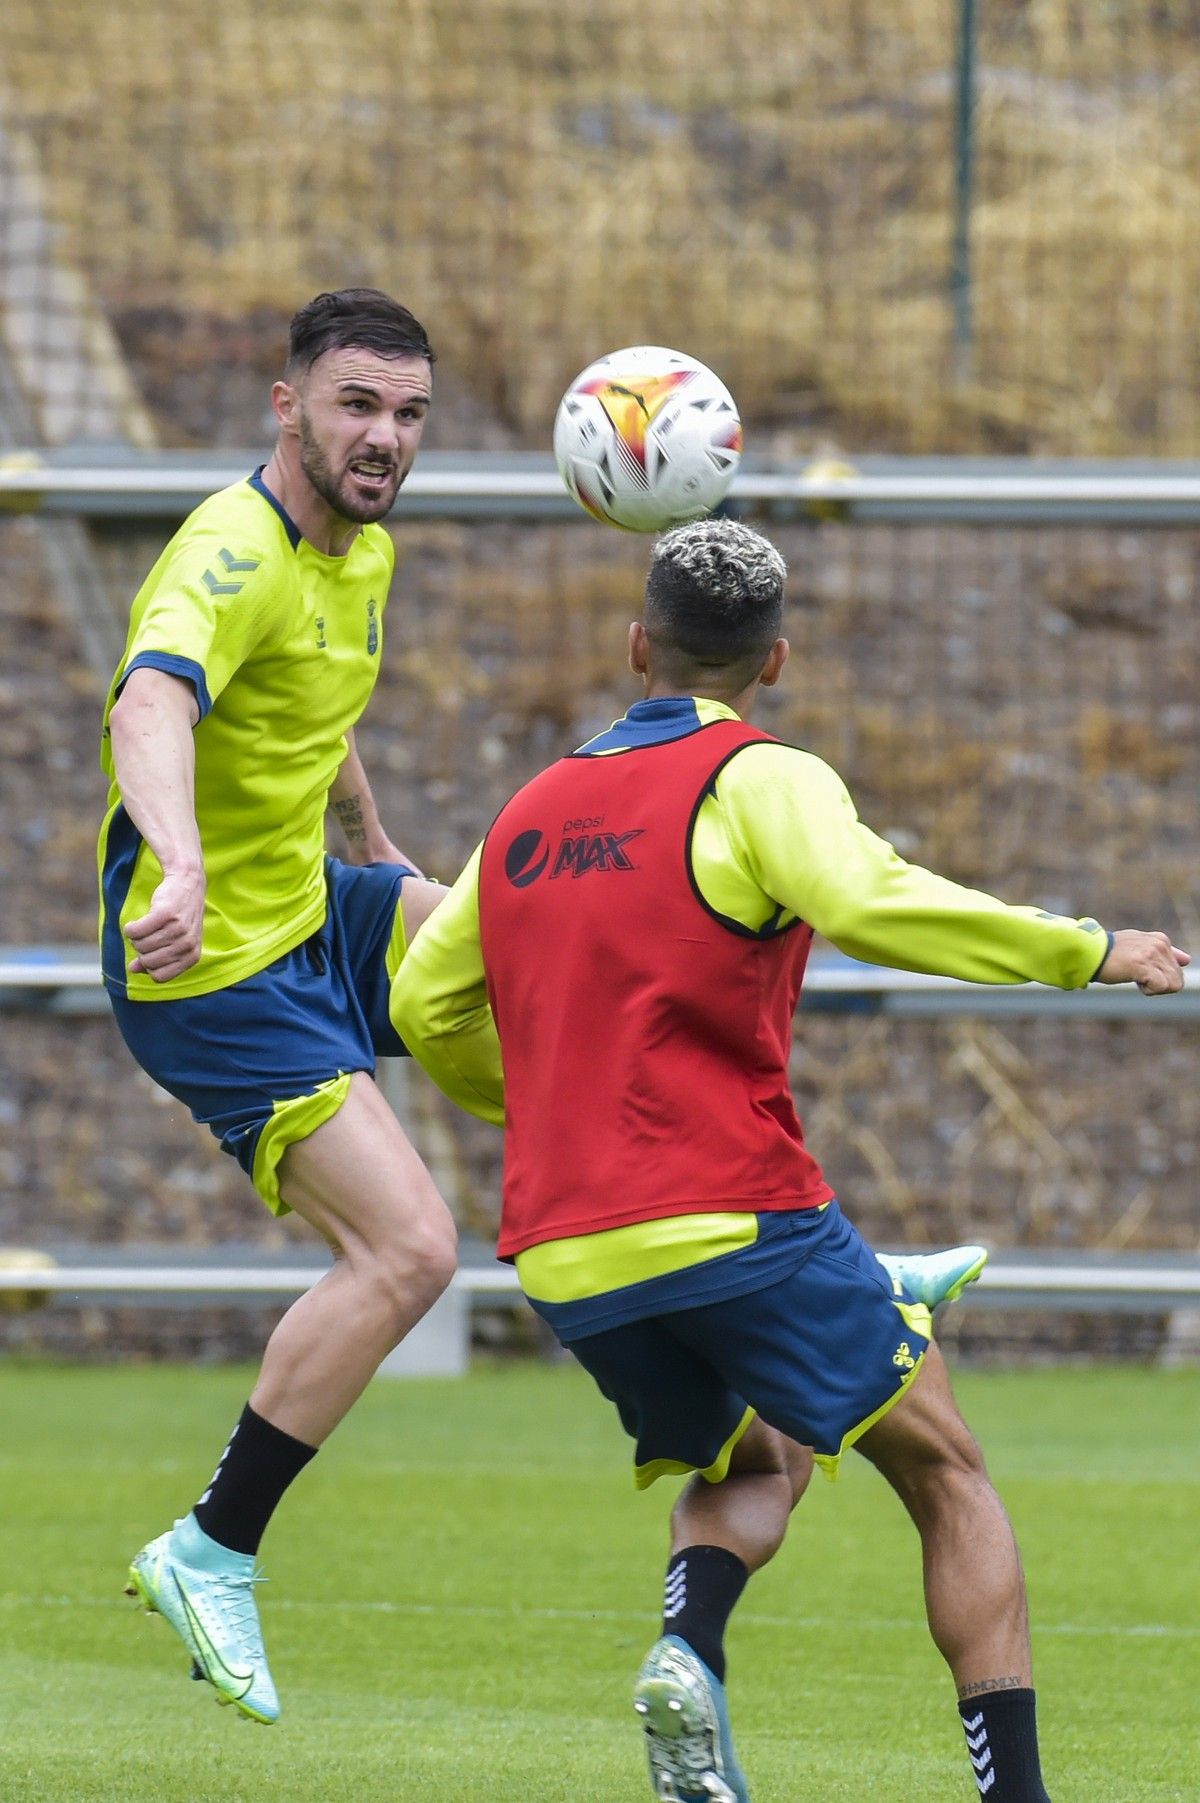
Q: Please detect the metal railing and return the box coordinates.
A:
[5,947,1200,1020]
[5,450,1199,1355]
[1,1247,1197,1313]
[7,451,1200,524]
[4,950,1198,1319]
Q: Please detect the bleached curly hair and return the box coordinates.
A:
[652,517,787,603]
[645,518,786,668]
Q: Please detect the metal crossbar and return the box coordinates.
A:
[6,452,1200,523]
[3,948,1199,1019]
[0,1263,519,1296]
[1,1257,1197,1311]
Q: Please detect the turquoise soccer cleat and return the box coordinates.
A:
[877,1244,989,1308]
[124,1512,279,1723]
[634,1635,749,1803]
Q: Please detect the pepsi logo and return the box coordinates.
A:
[504,829,550,888]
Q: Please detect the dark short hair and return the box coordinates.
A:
[645,518,786,672]
[286,288,435,377]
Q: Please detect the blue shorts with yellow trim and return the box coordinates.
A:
[108,858,412,1214]
[558,1203,931,1485]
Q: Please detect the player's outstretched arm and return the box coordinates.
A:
[1093,930,1189,994]
[329,726,423,872]
[726,745,1180,991]
[108,667,206,982]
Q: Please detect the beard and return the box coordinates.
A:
[298,409,403,523]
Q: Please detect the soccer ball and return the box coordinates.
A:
[553,345,743,532]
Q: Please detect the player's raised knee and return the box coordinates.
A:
[378,1210,458,1314]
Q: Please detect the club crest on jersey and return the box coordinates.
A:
[366,598,379,655]
[503,825,644,887]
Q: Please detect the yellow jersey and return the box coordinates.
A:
[98,470,393,999]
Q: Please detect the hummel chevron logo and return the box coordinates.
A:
[201,548,261,596]
[199,1428,237,1508]
[960,1713,995,1794]
[663,1569,688,1620]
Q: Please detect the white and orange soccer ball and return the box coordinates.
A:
[553,345,743,532]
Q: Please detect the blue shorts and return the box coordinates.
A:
[563,1203,932,1483]
[108,858,412,1214]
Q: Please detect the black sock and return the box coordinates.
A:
[958,1688,1051,1801]
[661,1546,749,1683]
[191,1403,317,1556]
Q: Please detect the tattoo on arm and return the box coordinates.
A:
[332,794,367,846]
[957,1677,1023,1700]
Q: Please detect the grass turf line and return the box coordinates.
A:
[0,1362,1196,1801]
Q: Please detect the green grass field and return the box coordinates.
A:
[0,1361,1196,1801]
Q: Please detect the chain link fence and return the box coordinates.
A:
[3,3,1199,1354]
[2,512,1197,1272]
[4,2,1200,454]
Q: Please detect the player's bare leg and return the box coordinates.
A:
[669,1418,811,1569]
[128,1078,454,1721]
[856,1344,1029,1684]
[856,1343,1051,1801]
[635,1423,810,1803]
[254,1072,456,1441]
[399,875,449,945]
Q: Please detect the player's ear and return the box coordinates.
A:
[629,622,650,678]
[271,379,300,434]
[759,638,789,688]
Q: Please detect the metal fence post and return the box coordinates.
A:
[952,0,978,384]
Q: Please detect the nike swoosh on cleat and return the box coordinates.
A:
[173,1575,254,1697]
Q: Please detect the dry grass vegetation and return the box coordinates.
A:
[7,508,1198,1257]
[7,0,1200,451]
[4,6,1200,1258]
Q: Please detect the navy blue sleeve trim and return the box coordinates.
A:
[1089,930,1115,983]
[118,651,213,721]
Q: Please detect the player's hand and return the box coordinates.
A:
[125,864,206,981]
[1095,929,1189,995]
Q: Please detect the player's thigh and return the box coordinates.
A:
[854,1340,985,1493]
[400,876,448,944]
[725,1414,800,1477]
[725,1416,814,1501]
[277,1069,455,1268]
